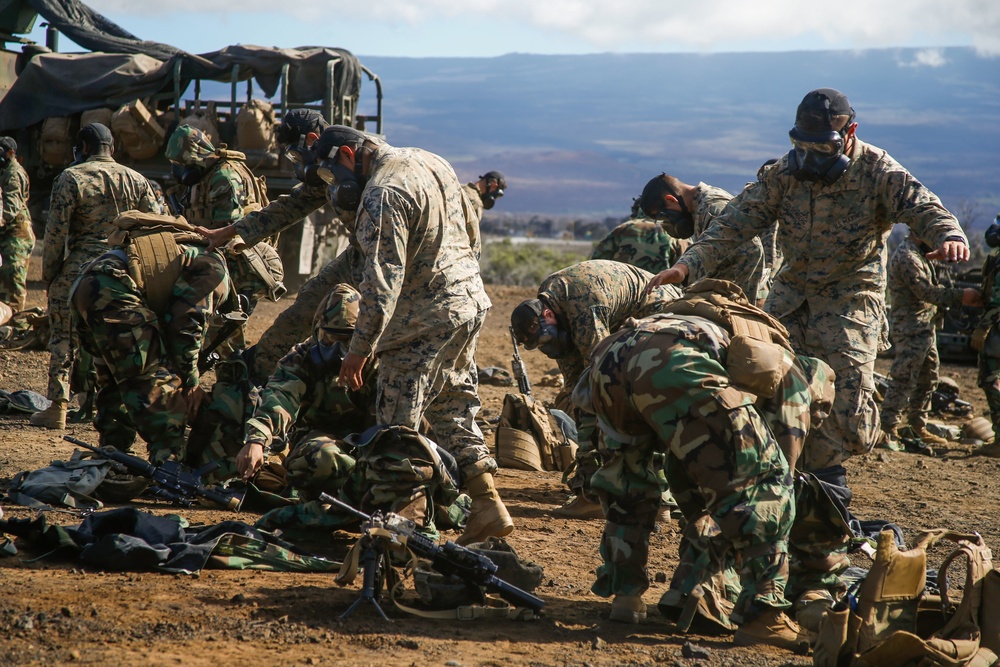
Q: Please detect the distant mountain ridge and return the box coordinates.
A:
[360,48,999,224]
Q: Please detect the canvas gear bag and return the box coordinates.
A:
[38,116,75,166]
[180,100,222,148]
[657,278,794,398]
[236,99,277,152]
[495,392,577,472]
[814,529,1000,667]
[111,100,166,160]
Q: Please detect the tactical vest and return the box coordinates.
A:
[657,278,794,397]
[187,149,270,228]
[107,211,206,316]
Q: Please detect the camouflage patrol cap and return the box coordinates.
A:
[77,123,113,150]
[313,283,361,337]
[510,299,544,347]
[313,125,368,160]
[790,88,855,143]
[795,354,836,425]
[275,109,330,146]
[165,124,217,167]
[0,136,17,154]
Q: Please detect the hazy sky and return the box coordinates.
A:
[28,0,1000,58]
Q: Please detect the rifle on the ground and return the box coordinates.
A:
[509,326,532,396]
[320,493,544,614]
[64,435,243,511]
[872,371,971,416]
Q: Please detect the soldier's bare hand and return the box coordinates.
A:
[338,352,368,391]
[925,241,970,263]
[236,442,266,480]
[197,224,238,252]
[646,265,688,294]
[182,385,206,422]
[963,288,984,307]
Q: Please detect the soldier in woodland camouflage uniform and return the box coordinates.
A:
[32,123,159,430]
[649,88,969,474]
[591,203,687,274]
[70,236,232,465]
[973,218,1000,454]
[881,233,980,447]
[639,173,773,303]
[577,309,808,650]
[510,259,682,518]
[0,137,33,311]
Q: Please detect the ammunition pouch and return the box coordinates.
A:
[495,393,577,472]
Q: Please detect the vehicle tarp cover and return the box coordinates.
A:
[0,0,362,129]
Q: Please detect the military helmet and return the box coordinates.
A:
[227,241,286,302]
[313,283,361,339]
[165,124,217,167]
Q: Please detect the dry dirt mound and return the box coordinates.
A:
[0,260,994,667]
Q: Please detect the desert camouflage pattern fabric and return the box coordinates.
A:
[251,244,364,383]
[678,141,968,464]
[348,143,494,480]
[462,182,483,259]
[687,183,770,304]
[43,156,158,402]
[882,236,964,431]
[234,181,328,247]
[590,218,686,274]
[0,158,33,311]
[70,245,231,464]
[585,313,794,622]
[535,259,682,496]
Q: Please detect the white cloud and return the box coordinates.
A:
[87,0,1000,55]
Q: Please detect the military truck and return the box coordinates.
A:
[0,0,383,290]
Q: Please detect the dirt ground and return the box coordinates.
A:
[1,253,997,667]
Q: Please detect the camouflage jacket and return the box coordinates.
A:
[591,218,685,273]
[43,156,158,283]
[75,244,231,388]
[185,153,265,228]
[538,259,682,388]
[233,181,327,247]
[463,182,483,259]
[678,141,968,325]
[688,182,769,302]
[350,144,490,358]
[0,158,30,231]
[887,236,964,334]
[244,342,378,450]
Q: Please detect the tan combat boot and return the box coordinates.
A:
[457,472,514,545]
[553,494,605,520]
[610,595,647,624]
[913,426,948,446]
[29,399,68,430]
[734,607,811,652]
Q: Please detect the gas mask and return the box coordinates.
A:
[319,155,367,212]
[481,183,504,210]
[172,162,205,187]
[285,144,327,187]
[646,195,695,238]
[787,133,850,186]
[71,146,91,167]
[309,338,348,373]
[535,318,572,359]
[0,153,9,171]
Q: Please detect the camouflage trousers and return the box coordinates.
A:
[71,270,189,464]
[881,328,939,431]
[45,250,99,403]
[781,301,881,470]
[251,246,361,383]
[978,349,1000,436]
[377,310,496,482]
[590,399,794,621]
[0,218,34,311]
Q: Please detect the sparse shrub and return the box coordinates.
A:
[480,238,589,286]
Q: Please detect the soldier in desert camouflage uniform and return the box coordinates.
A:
[0,137,33,311]
[32,123,159,430]
[462,170,505,260]
[881,233,980,447]
[576,305,808,651]
[649,88,969,472]
[639,173,773,303]
[591,200,687,274]
[70,225,233,465]
[510,259,682,518]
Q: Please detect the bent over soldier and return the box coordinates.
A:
[33,123,159,430]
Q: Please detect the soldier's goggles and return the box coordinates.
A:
[789,136,843,156]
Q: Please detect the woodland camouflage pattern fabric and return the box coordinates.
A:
[350,143,494,480]
[70,245,231,464]
[591,218,685,274]
[687,183,770,304]
[678,140,968,464]
[0,158,33,310]
[882,236,964,431]
[584,313,794,623]
[979,248,1000,432]
[42,156,158,403]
